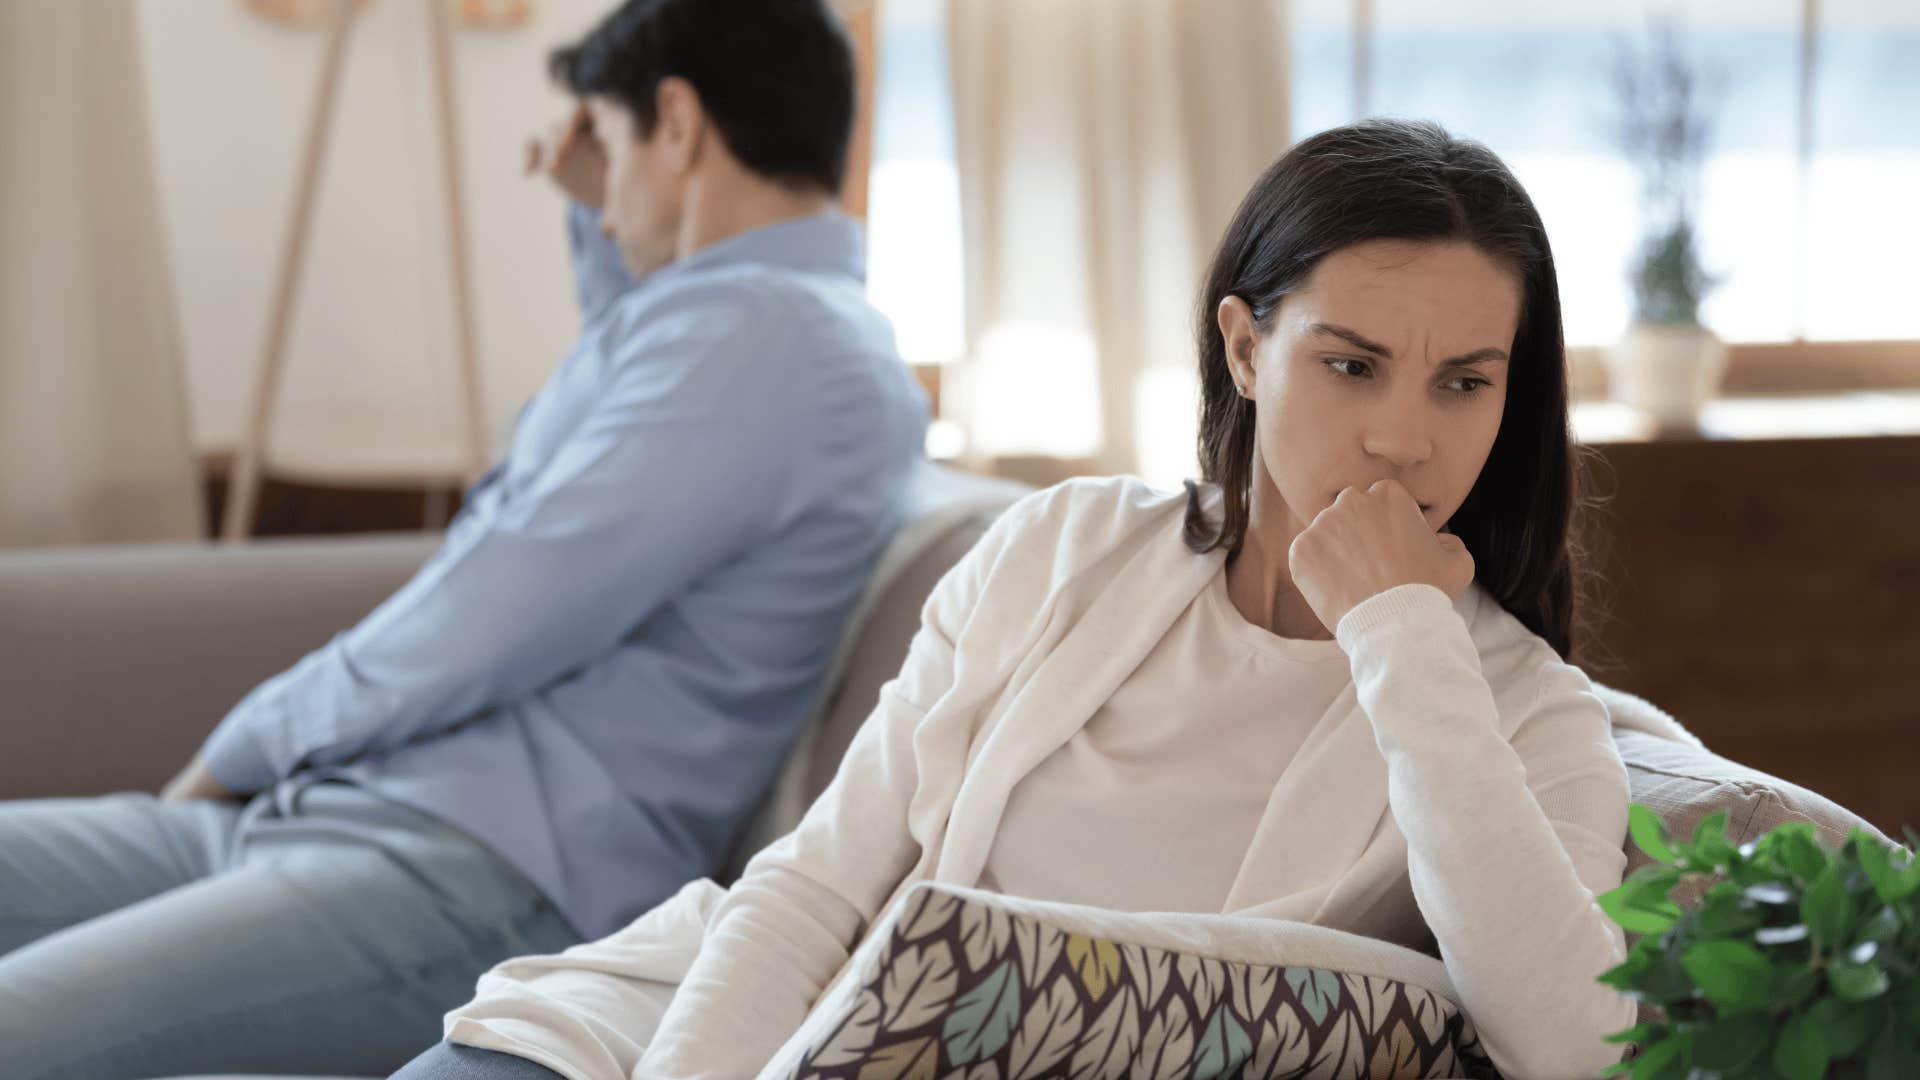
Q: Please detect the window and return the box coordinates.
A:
[1295,0,1920,345]
[866,0,965,368]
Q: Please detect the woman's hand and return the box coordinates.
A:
[1288,479,1475,632]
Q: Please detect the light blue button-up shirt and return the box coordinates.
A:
[201,206,929,938]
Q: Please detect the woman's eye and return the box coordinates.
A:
[1324,358,1371,379]
[1445,377,1493,395]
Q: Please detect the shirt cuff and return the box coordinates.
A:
[199,706,280,795]
[1334,582,1455,651]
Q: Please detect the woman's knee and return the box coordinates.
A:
[390,1041,570,1080]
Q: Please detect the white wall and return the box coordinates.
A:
[134,0,612,474]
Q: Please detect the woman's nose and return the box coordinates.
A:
[1361,397,1434,467]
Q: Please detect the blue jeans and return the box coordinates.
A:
[392,1042,566,1080]
[0,777,579,1080]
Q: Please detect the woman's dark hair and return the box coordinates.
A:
[548,0,855,194]
[1184,117,1600,661]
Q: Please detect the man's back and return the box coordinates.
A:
[0,4,921,1077]
[201,210,929,940]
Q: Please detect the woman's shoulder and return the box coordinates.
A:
[1456,585,1602,725]
[946,474,1198,610]
[990,473,1192,550]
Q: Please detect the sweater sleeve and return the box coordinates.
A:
[1335,583,1638,1080]
[631,492,1030,1078]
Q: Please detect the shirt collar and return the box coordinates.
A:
[656,210,866,286]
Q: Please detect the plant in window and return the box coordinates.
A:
[1600,19,1732,432]
[1595,805,1920,1078]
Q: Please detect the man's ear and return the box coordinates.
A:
[652,76,707,175]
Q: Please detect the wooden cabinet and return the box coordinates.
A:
[1577,433,1920,839]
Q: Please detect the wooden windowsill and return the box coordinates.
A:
[1573,391,1920,445]
[1567,339,1920,403]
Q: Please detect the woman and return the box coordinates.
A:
[408,118,1645,1080]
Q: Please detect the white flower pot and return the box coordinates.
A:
[1606,323,1730,432]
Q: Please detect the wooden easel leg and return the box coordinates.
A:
[222,0,360,542]
[427,0,489,492]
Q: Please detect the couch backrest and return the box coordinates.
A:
[1620,728,1894,877]
[718,463,1031,880]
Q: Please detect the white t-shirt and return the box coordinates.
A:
[979,565,1355,912]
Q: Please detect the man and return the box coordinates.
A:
[0,1,927,1076]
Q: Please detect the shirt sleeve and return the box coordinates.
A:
[199,294,791,794]
[1334,583,1638,1080]
[566,202,638,324]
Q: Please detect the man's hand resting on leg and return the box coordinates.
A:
[160,755,240,804]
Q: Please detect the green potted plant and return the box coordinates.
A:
[1603,19,1728,432]
[1595,805,1920,1078]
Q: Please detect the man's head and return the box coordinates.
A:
[549,0,856,274]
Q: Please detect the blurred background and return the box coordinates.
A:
[1,0,1914,833]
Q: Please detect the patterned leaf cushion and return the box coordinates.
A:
[769,882,1500,1080]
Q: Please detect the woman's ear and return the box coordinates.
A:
[1216,295,1259,400]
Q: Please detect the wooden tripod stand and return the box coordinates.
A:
[222,0,489,540]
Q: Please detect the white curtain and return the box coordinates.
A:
[0,1,202,547]
[946,0,1291,484]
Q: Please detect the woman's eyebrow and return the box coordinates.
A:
[1308,322,1509,368]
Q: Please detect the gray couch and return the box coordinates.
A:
[0,464,1894,1079]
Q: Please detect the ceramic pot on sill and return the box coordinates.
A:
[1606,322,1730,433]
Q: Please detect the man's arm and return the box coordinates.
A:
[566,203,638,325]
[526,103,638,322]
[197,296,793,794]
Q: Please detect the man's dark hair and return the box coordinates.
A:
[549,0,856,194]
[1185,118,1602,663]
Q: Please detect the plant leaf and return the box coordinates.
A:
[1811,996,1885,1060]
[1852,905,1903,949]
[1800,863,1851,953]
[1630,805,1678,864]
[1628,1029,1688,1080]
[1866,1003,1920,1080]
[1829,957,1892,1002]
[1635,949,1701,1007]
[1694,891,1766,938]
[1772,1009,1832,1080]
[1689,1010,1769,1072]
[1681,809,1736,870]
[1602,1021,1663,1046]
[1768,964,1823,1011]
[1599,876,1684,935]
[1856,835,1909,904]
[1776,826,1830,883]
[1680,940,1774,1011]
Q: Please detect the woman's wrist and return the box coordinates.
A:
[1333,582,1455,651]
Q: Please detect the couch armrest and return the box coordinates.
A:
[0,533,440,799]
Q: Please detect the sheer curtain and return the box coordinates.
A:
[945,0,1290,484]
[0,1,202,547]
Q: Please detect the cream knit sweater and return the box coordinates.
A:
[447,476,1679,1079]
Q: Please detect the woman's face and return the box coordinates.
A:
[1219,239,1522,543]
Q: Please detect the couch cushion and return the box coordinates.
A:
[1615,727,1895,886]
[1612,721,1897,1033]
[773,882,1500,1079]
